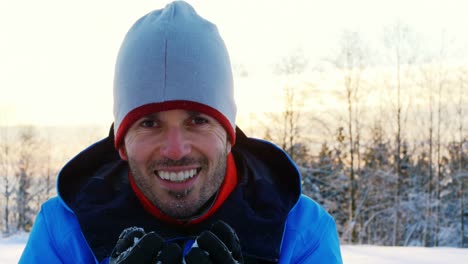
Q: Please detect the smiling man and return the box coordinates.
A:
[20,1,342,263]
[121,110,233,220]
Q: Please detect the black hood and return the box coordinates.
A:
[57,126,302,262]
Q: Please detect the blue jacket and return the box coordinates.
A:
[20,128,342,263]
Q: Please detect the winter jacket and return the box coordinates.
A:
[20,128,342,263]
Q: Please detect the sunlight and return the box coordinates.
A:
[1,0,467,127]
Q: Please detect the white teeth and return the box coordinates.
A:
[157,169,197,182]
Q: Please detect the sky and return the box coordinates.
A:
[2,233,468,263]
[1,0,467,127]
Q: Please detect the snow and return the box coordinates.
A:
[1,233,467,263]
[0,233,29,264]
[341,245,468,264]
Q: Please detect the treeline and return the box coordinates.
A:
[245,23,467,247]
[0,125,106,234]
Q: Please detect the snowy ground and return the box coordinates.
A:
[1,233,467,263]
[341,245,468,263]
[0,233,29,264]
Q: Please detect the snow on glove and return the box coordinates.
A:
[185,221,243,264]
[109,227,182,264]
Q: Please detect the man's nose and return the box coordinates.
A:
[160,127,191,160]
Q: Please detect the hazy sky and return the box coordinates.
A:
[1,0,467,127]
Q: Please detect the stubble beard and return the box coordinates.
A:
[128,149,228,219]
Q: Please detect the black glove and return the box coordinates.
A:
[110,227,182,264]
[185,221,243,264]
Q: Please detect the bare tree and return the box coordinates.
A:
[271,50,309,163]
[456,68,467,247]
[383,21,418,246]
[0,126,14,234]
[15,125,39,232]
[419,30,451,246]
[40,130,56,201]
[331,30,368,243]
[418,62,436,246]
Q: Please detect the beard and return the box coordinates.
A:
[128,148,228,219]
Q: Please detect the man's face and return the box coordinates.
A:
[119,109,231,219]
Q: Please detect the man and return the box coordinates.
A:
[20,1,342,263]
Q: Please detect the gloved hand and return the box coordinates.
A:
[185,221,243,264]
[109,227,182,264]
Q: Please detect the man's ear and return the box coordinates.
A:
[118,145,128,161]
[226,141,232,154]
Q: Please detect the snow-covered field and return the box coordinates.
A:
[0,233,29,264]
[341,245,468,263]
[1,233,467,263]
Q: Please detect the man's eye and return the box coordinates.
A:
[141,120,157,127]
[191,116,209,125]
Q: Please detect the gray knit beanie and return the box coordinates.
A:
[113,1,236,147]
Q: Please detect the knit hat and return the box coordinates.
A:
[113,1,236,148]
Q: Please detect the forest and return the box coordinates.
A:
[0,22,467,248]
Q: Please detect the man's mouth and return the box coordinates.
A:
[155,168,200,182]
